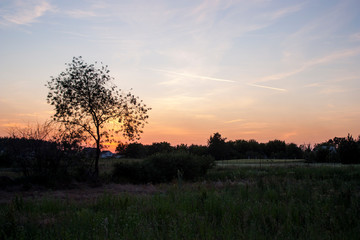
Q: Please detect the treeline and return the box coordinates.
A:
[116,132,304,160]
[306,134,360,164]
[116,132,360,164]
[1,132,360,187]
[0,136,214,186]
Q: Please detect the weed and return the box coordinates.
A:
[0,166,359,239]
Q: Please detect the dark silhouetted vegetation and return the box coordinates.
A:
[208,132,228,160]
[122,142,148,158]
[115,142,210,159]
[307,134,360,164]
[0,137,84,187]
[207,132,304,160]
[112,132,360,166]
[1,166,359,239]
[46,56,150,177]
[2,129,360,189]
[113,152,214,183]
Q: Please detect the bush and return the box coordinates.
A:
[112,162,145,183]
[0,137,87,187]
[112,152,214,183]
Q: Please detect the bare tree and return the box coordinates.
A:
[7,120,54,141]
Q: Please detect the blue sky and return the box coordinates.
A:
[1,0,360,146]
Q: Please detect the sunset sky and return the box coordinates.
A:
[1,0,360,148]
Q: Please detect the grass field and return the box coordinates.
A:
[100,158,307,173]
[215,158,306,167]
[1,165,360,239]
[98,158,307,174]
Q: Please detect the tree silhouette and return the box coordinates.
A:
[338,134,359,164]
[208,132,227,160]
[46,56,150,177]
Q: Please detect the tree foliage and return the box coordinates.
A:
[124,142,148,158]
[338,134,360,164]
[46,56,150,176]
[208,132,228,160]
[148,142,173,155]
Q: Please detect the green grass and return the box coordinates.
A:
[216,158,305,166]
[1,166,360,239]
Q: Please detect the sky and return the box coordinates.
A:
[1,0,360,148]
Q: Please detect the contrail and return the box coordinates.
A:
[150,68,287,92]
[151,68,236,83]
[246,83,287,92]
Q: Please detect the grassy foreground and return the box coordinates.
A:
[1,166,360,239]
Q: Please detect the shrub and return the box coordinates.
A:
[0,137,87,187]
[112,162,145,183]
[112,152,214,183]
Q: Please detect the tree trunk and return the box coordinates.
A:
[94,141,100,178]
[94,125,101,178]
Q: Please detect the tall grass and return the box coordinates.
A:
[1,166,359,239]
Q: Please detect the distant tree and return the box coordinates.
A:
[247,139,263,158]
[266,140,286,159]
[226,141,240,159]
[176,144,188,152]
[115,142,128,155]
[125,142,147,158]
[188,144,208,156]
[312,140,339,163]
[208,132,227,160]
[300,144,314,162]
[148,142,173,155]
[338,134,359,164]
[286,143,303,159]
[46,56,151,177]
[232,139,249,159]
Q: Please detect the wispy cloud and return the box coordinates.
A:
[257,47,360,83]
[319,87,349,95]
[306,47,360,65]
[225,119,245,124]
[240,122,270,129]
[190,0,234,23]
[247,83,287,92]
[151,68,236,83]
[16,113,41,117]
[304,83,321,88]
[66,10,97,19]
[350,32,360,41]
[194,114,216,120]
[281,131,297,140]
[153,94,205,108]
[1,0,53,25]
[266,4,303,20]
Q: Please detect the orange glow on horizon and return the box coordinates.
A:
[1,117,359,153]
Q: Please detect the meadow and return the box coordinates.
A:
[1,163,360,240]
[215,158,306,167]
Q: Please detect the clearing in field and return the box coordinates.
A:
[1,164,359,239]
